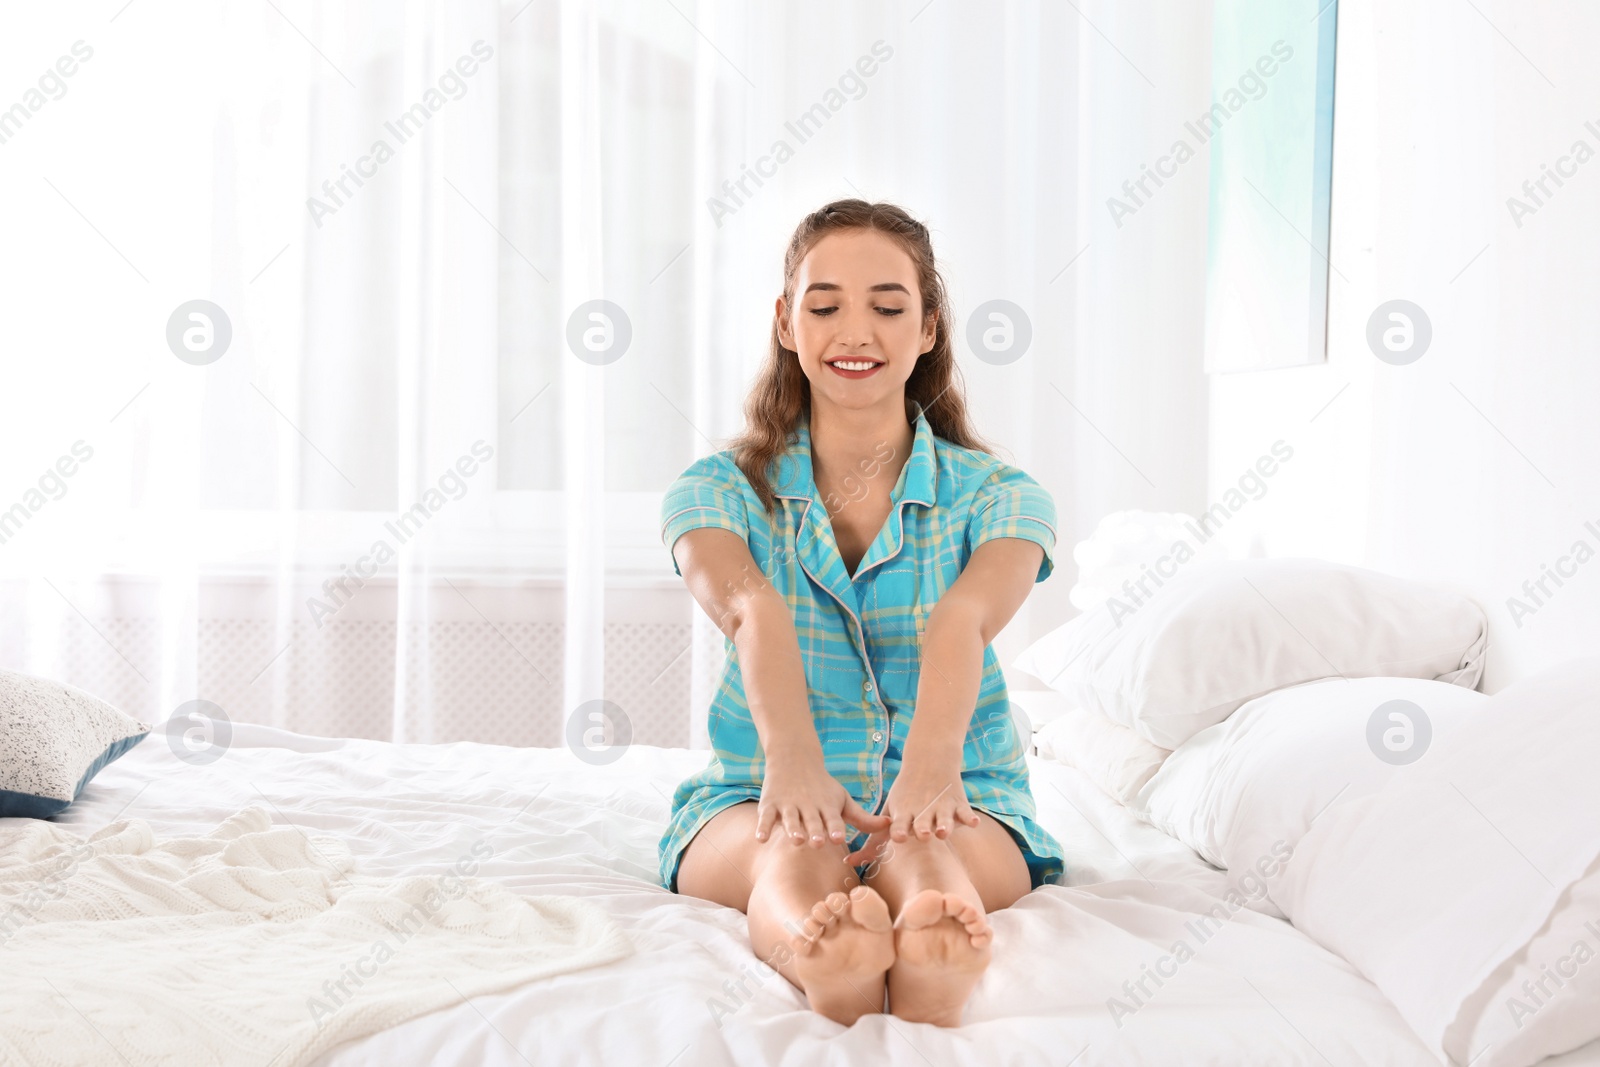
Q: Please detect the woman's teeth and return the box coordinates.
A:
[830,360,879,370]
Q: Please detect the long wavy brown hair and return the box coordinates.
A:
[728,198,996,520]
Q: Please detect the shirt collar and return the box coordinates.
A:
[771,398,938,506]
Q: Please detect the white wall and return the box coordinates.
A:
[1209,0,1600,690]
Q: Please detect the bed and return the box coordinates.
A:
[24,716,1599,1067]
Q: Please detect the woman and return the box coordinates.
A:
[657,199,1064,1027]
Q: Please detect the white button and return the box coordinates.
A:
[872,731,884,742]
[863,681,874,693]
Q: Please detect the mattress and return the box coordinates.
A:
[27,721,1600,1067]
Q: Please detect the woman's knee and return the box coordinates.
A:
[680,801,862,911]
[677,802,763,910]
[949,813,1031,910]
[750,831,860,897]
[863,814,1029,913]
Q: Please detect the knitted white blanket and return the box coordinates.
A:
[0,807,634,1066]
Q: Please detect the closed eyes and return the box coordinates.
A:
[810,307,905,317]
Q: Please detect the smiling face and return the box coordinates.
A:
[775,228,938,416]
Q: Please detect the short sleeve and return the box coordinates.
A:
[965,466,1057,583]
[660,455,751,577]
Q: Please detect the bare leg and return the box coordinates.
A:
[676,801,895,1025]
[862,810,1031,1026]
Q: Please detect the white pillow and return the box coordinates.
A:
[1006,688,1075,731]
[1033,709,1169,808]
[1275,658,1600,1066]
[1444,853,1600,1067]
[1136,676,1489,871]
[1066,509,1232,612]
[1011,557,1488,749]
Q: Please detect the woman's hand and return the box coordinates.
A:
[843,762,978,867]
[757,755,889,848]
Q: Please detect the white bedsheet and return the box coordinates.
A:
[27,722,1600,1067]
[0,808,632,1066]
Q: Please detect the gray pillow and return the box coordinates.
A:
[0,668,150,819]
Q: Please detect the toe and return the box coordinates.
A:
[944,894,990,936]
[848,885,893,933]
[942,893,977,922]
[893,888,947,931]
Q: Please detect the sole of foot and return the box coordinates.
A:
[791,884,896,1026]
[887,888,994,1027]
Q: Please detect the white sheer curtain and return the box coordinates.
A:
[0,0,1206,748]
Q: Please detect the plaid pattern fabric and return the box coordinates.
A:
[656,402,1066,892]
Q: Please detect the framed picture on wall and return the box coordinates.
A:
[1203,0,1339,373]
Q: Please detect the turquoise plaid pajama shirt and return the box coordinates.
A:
[656,402,1066,892]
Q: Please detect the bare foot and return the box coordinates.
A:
[886,888,993,1026]
[789,885,895,1025]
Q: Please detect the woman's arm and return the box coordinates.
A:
[672,527,889,847]
[903,535,1044,772]
[844,536,1044,862]
[673,526,818,756]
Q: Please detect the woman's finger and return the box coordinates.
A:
[889,805,911,843]
[799,806,828,848]
[780,805,805,846]
[844,830,889,869]
[822,806,848,846]
[843,796,890,834]
[755,802,778,842]
[959,798,981,827]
